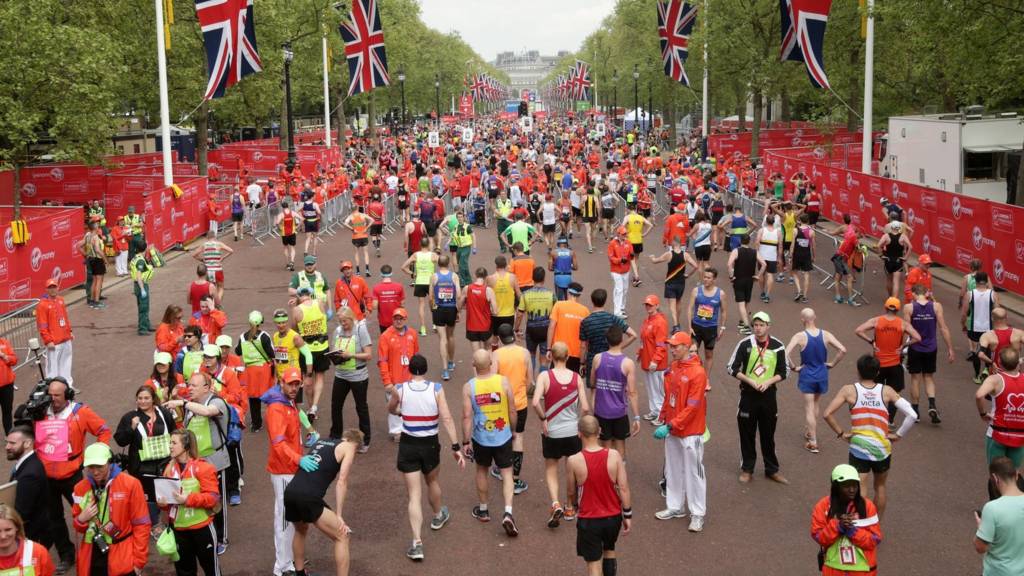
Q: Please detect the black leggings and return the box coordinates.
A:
[173,524,220,575]
[330,376,370,443]
[248,397,262,429]
[0,385,13,434]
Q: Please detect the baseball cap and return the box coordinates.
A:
[666,332,692,347]
[889,221,902,232]
[393,307,408,318]
[202,344,221,358]
[304,255,317,266]
[616,226,627,236]
[918,254,932,265]
[248,310,264,325]
[297,286,313,296]
[340,260,353,270]
[46,278,58,288]
[281,366,302,384]
[884,297,901,311]
[643,295,660,307]
[831,464,860,484]
[497,323,515,344]
[215,335,233,348]
[153,352,173,366]
[676,202,686,212]
[83,443,113,467]
[751,311,771,324]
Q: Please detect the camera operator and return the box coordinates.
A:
[71,443,150,576]
[40,377,112,573]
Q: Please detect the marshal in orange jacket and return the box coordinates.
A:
[160,458,220,530]
[71,467,150,576]
[659,355,708,437]
[810,496,882,576]
[377,325,419,387]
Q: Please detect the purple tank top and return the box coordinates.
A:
[593,352,628,419]
[910,300,937,352]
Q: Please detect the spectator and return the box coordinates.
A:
[974,457,1024,576]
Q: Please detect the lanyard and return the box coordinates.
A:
[754,338,769,366]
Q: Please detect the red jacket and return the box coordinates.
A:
[72,468,150,576]
[160,458,220,530]
[189,309,227,343]
[36,295,72,345]
[607,239,633,274]
[43,403,112,480]
[810,496,881,576]
[377,326,419,386]
[662,213,689,246]
[334,275,373,321]
[263,387,302,474]
[659,355,707,437]
[639,313,669,371]
[0,338,17,387]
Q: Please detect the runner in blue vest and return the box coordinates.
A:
[784,308,847,454]
[429,256,461,381]
[548,236,577,301]
[687,268,729,387]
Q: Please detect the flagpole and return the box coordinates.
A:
[701,0,710,151]
[860,0,874,174]
[155,0,173,187]
[322,36,332,148]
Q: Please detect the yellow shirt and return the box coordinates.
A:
[626,213,645,244]
[493,272,515,317]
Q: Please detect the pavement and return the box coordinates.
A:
[13,216,1004,576]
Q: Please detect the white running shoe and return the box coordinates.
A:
[655,508,687,520]
[688,515,705,532]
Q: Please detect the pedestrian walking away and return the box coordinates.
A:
[785,308,847,453]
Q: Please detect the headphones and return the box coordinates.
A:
[47,377,74,402]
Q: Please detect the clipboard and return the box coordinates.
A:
[325,350,349,366]
[140,475,181,504]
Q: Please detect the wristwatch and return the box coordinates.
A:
[451,443,460,452]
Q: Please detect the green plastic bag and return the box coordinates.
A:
[156,527,179,562]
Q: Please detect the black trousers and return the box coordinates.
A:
[213,472,227,544]
[736,386,780,476]
[225,444,243,498]
[0,385,13,434]
[248,397,262,429]
[47,470,82,562]
[173,524,220,576]
[330,376,370,443]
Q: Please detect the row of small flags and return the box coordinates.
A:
[465,73,508,102]
[541,59,592,103]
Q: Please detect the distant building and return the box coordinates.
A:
[492,50,568,97]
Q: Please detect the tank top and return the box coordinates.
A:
[692,287,721,328]
[994,328,1014,369]
[626,213,645,244]
[470,374,513,447]
[734,246,757,279]
[593,352,628,419]
[231,194,244,215]
[188,281,211,313]
[849,382,892,462]
[350,213,370,239]
[419,200,436,225]
[553,249,573,280]
[883,233,904,261]
[758,227,779,262]
[793,226,813,260]
[693,222,712,247]
[799,329,828,384]
[302,200,318,223]
[398,379,441,437]
[202,241,223,272]
[272,330,300,379]
[432,270,457,308]
[782,212,797,242]
[495,346,529,410]
[286,438,341,499]
[466,283,491,332]
[730,214,749,236]
[280,210,296,236]
[665,249,687,286]
[297,303,328,351]
[873,316,903,368]
[990,371,1024,447]
[493,272,515,317]
[577,448,621,519]
[541,203,557,225]
[543,369,580,438]
[909,300,937,353]
[601,193,617,210]
[407,222,424,254]
[414,252,434,286]
[969,289,993,333]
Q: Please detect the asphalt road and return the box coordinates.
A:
[17,213,1009,576]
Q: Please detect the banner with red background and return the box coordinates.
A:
[1,206,87,308]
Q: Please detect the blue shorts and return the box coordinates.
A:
[797,379,828,395]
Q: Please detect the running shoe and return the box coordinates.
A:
[793,293,802,302]
[305,431,320,448]
[357,443,369,454]
[928,408,942,424]
[442,369,450,381]
[229,493,241,506]
[641,411,657,421]
[216,542,228,555]
[688,515,705,532]
[501,512,519,537]
[848,299,861,308]
[513,479,529,495]
[659,477,666,498]
[490,466,502,480]
[833,295,843,304]
[547,502,564,528]
[365,270,371,278]
[763,295,771,303]
[447,361,455,371]
[471,506,490,522]
[430,506,450,530]
[419,326,427,336]
[651,419,665,427]
[406,541,424,561]
[671,325,681,334]
[800,295,808,303]
[973,374,984,385]
[804,441,819,454]
[655,508,687,520]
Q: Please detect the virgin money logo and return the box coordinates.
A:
[791,138,803,146]
[106,194,123,209]
[869,180,881,195]
[50,215,72,238]
[1016,239,1024,263]
[952,197,975,220]
[830,170,839,185]
[920,191,937,212]
[795,129,804,137]
[21,183,36,198]
[161,230,173,246]
[858,194,868,213]
[811,164,823,179]
[991,207,1014,232]
[3,228,13,253]
[783,160,792,174]
[972,226,995,251]
[729,134,738,141]
[812,147,825,160]
[49,167,64,182]
[846,173,861,190]
[870,216,882,235]
[821,184,832,199]
[253,151,264,162]
[922,234,931,253]
[937,218,955,238]
[170,208,185,224]
[126,179,149,191]
[153,213,163,228]
[51,266,73,284]
[160,190,170,209]
[956,247,975,267]
[0,258,8,282]
[891,182,908,201]
[8,278,31,300]
[839,191,850,206]
[993,259,1021,285]
[30,247,54,272]
[830,204,840,219]
[906,209,925,228]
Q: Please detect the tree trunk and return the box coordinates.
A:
[367,93,376,141]
[279,90,288,152]
[196,101,209,177]
[751,88,763,161]
[735,99,745,132]
[780,88,791,123]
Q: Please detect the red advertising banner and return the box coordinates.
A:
[709,128,867,160]
[459,94,474,118]
[0,206,87,307]
[764,149,1024,295]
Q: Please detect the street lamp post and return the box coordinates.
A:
[632,64,639,134]
[434,74,441,127]
[612,69,618,128]
[647,84,653,137]
[398,68,407,127]
[282,42,296,167]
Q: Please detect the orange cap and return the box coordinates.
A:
[281,366,302,383]
[393,307,408,318]
[340,260,353,269]
[616,226,627,236]
[918,254,932,265]
[643,295,660,307]
[884,297,901,311]
[676,202,686,212]
[666,332,692,346]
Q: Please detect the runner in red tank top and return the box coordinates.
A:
[978,308,1024,370]
[189,265,216,313]
[460,269,495,352]
[976,348,1024,468]
[568,415,632,576]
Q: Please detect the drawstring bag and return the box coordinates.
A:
[156,528,179,562]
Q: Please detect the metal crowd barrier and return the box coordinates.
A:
[0,299,44,374]
[249,201,277,246]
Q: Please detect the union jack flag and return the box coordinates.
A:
[339,0,390,97]
[468,74,486,99]
[195,0,263,100]
[657,1,698,86]
[557,74,569,101]
[569,60,591,101]
[780,0,832,89]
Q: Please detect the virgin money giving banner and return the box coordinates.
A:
[1,207,86,309]
[764,150,1024,295]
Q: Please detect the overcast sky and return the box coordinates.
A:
[418,0,616,62]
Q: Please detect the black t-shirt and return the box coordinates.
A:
[733,247,757,280]
[285,438,341,501]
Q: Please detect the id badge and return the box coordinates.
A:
[401,355,410,366]
[668,393,676,408]
[752,364,766,378]
[341,298,349,308]
[839,542,856,565]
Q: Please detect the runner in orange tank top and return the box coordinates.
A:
[855,297,921,422]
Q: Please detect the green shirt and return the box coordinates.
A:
[977,494,1024,576]
[503,221,535,250]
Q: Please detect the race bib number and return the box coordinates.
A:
[437,286,455,301]
[274,347,289,363]
[839,542,856,565]
[697,304,714,320]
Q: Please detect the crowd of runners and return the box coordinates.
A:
[1,114,1023,576]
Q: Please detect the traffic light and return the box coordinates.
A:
[518,101,528,118]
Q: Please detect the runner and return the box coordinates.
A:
[288,255,329,310]
[653,332,708,532]
[515,267,556,375]
[649,236,698,333]
[579,289,637,384]
[460,267,497,352]
[727,234,765,335]
[686,267,729,387]
[300,192,322,257]
[638,296,670,424]
[386,355,465,561]
[366,189,385,259]
[192,232,234,303]
[461,349,519,537]
[566,415,632,576]
[726,311,789,485]
[754,215,781,303]
[403,213,427,260]
[487,256,520,348]
[903,255,933,303]
[579,186,600,253]
[342,207,373,277]
[333,261,372,328]
[902,284,955,424]
[378,308,420,442]
[600,186,622,241]
[689,212,713,276]
[788,213,815,303]
[784,308,847,454]
[428,256,461,381]
[962,272,1000,383]
[540,194,560,248]
[491,324,533,495]
[508,243,535,292]
[547,283,590,373]
[855,298,922,423]
[977,308,1024,372]
[976,348,1024,469]
[371,265,405,335]
[607,227,635,318]
[532,342,589,528]
[274,201,299,271]
[292,286,330,422]
[823,354,918,517]
[621,206,653,287]
[831,214,862,306]
[400,239,438,337]
[721,204,748,252]
[877,219,911,299]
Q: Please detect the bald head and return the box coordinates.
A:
[993,307,1008,326]
[472,349,492,374]
[800,308,816,325]
[578,415,600,438]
